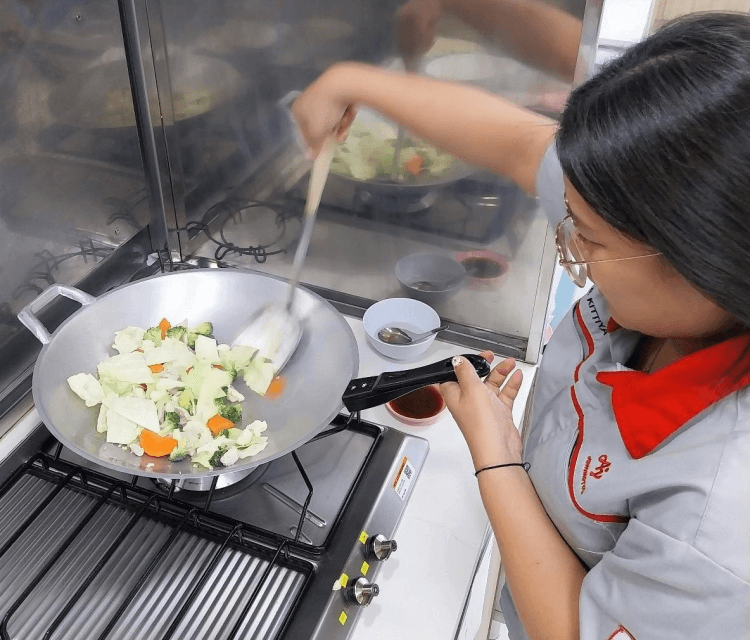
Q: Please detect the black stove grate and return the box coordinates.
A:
[0,451,316,640]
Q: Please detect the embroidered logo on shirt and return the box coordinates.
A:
[580,454,612,493]
[590,454,611,479]
[607,625,636,640]
[587,296,608,335]
[581,455,592,494]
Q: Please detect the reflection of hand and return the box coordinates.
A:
[439,351,524,471]
[291,66,357,157]
[394,0,443,62]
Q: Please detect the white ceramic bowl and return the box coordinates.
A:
[362,298,440,361]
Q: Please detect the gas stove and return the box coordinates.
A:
[0,413,428,640]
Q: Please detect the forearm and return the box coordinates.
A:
[441,0,582,81]
[325,62,556,194]
[478,468,586,640]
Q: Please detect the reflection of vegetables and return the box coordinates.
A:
[405,155,425,176]
[331,121,454,182]
[67,319,274,468]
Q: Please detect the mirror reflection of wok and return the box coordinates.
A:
[329,108,473,199]
[51,52,243,129]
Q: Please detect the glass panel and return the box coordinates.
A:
[0,2,150,410]
[149,0,594,358]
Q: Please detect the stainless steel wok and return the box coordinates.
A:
[18,269,489,481]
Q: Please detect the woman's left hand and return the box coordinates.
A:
[439,351,524,471]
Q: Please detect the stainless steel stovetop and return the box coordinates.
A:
[0,413,428,640]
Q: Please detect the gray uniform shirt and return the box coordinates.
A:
[500,143,750,640]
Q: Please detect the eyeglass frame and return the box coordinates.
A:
[555,196,662,287]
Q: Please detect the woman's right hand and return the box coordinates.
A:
[291,65,358,157]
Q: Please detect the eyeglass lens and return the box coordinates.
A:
[556,217,589,287]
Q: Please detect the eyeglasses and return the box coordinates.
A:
[555,198,662,287]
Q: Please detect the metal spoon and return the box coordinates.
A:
[378,324,448,345]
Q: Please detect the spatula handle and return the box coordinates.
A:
[286,137,335,309]
[342,354,490,412]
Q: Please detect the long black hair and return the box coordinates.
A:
[557,12,750,341]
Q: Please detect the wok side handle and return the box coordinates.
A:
[17,284,96,345]
[342,354,490,412]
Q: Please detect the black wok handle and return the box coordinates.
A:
[342,354,490,412]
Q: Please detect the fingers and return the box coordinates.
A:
[452,355,483,388]
[484,357,516,392]
[498,369,523,410]
[336,105,357,141]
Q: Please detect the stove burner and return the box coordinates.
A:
[151,463,268,493]
[355,188,439,214]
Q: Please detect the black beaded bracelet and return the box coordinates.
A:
[474,462,530,477]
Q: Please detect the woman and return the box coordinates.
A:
[292,12,750,640]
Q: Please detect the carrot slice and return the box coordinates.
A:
[149,364,165,373]
[207,414,234,436]
[404,155,424,176]
[158,318,171,339]
[139,429,178,457]
[266,376,286,399]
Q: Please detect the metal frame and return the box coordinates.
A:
[118,0,185,263]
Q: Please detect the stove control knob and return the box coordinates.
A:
[365,534,397,561]
[346,576,380,607]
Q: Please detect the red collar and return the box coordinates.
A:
[596,335,750,458]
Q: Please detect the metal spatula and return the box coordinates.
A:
[232,137,335,373]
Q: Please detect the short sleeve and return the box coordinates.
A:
[579,518,750,640]
[535,141,567,227]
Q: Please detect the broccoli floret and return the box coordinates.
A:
[214,397,242,423]
[220,429,230,438]
[209,445,228,468]
[186,333,197,350]
[166,326,188,341]
[143,326,162,346]
[164,411,180,430]
[192,322,213,337]
[178,389,196,413]
[223,404,242,423]
[169,447,188,462]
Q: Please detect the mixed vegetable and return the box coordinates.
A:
[67,318,277,470]
[331,121,454,182]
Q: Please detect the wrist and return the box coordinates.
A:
[465,433,522,471]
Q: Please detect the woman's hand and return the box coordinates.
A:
[395,0,443,62]
[291,65,357,157]
[439,351,524,470]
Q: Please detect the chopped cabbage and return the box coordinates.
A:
[68,373,104,407]
[331,120,455,182]
[66,319,275,469]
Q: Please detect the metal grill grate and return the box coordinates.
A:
[0,456,313,640]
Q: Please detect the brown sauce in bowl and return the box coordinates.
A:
[460,256,505,279]
[388,386,445,420]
